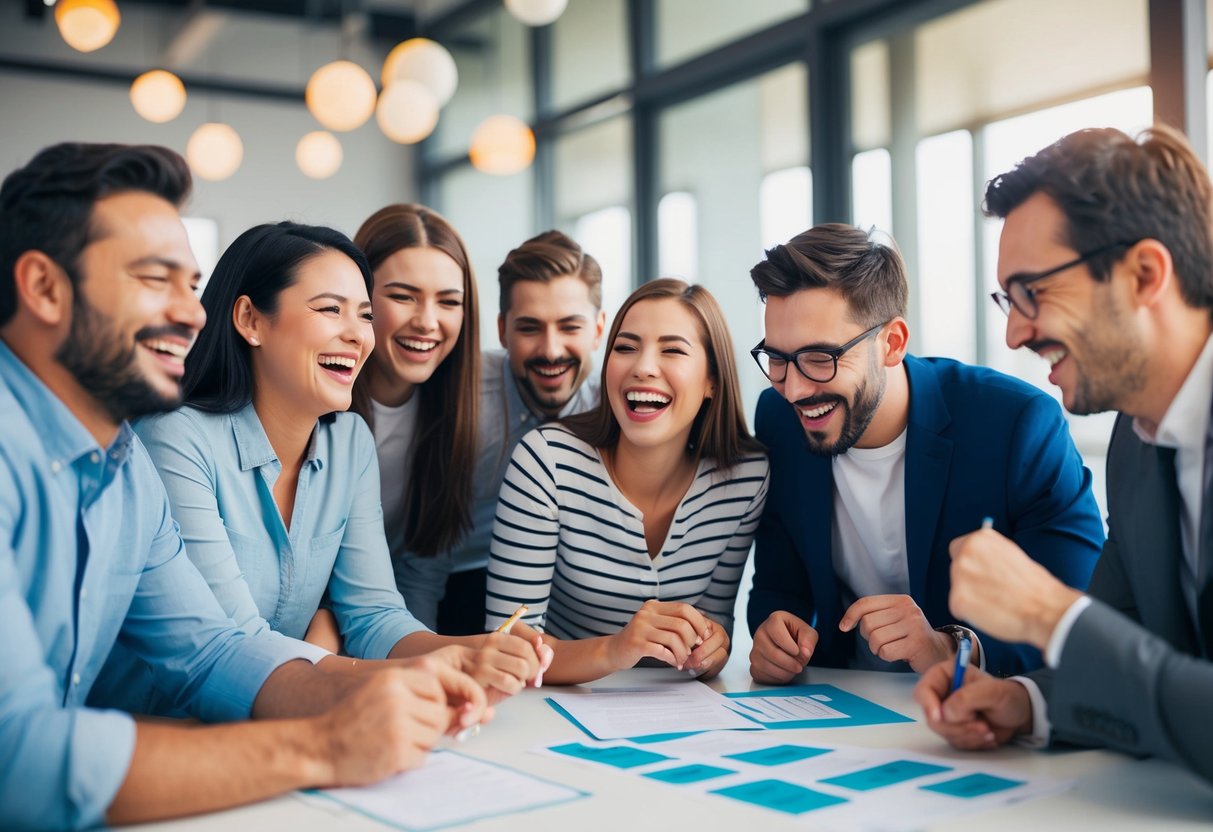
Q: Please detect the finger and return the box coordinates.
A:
[692,644,728,677]
[687,628,726,668]
[913,662,953,722]
[673,604,712,641]
[645,624,694,668]
[430,663,488,715]
[751,637,807,677]
[750,652,799,684]
[867,623,910,661]
[840,595,892,632]
[650,614,700,656]
[762,617,805,657]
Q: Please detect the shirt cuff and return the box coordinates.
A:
[1045,596,1092,668]
[1010,676,1051,748]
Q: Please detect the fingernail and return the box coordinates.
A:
[984,732,995,743]
[535,671,543,689]
[454,723,480,743]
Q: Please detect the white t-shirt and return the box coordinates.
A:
[830,428,909,670]
[370,395,420,557]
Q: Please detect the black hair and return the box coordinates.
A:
[183,221,374,413]
[0,142,191,325]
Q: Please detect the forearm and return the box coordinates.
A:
[387,631,481,659]
[540,634,619,685]
[251,659,363,718]
[107,716,330,826]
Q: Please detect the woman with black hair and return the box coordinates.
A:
[97,221,548,713]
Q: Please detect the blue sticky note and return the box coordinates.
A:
[549,742,672,769]
[710,779,849,815]
[724,744,832,766]
[921,773,1026,798]
[644,763,737,784]
[820,760,953,791]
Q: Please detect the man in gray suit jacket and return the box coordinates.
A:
[914,125,1213,785]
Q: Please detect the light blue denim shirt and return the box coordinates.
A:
[0,341,319,831]
[390,349,601,627]
[131,403,427,659]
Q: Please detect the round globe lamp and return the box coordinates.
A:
[186,122,243,182]
[376,81,439,144]
[55,0,120,53]
[130,70,186,124]
[504,0,568,27]
[381,38,458,107]
[296,131,343,179]
[469,115,535,175]
[306,60,377,132]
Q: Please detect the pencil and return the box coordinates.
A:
[496,604,529,634]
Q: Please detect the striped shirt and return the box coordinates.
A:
[486,425,769,640]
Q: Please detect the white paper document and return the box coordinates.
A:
[315,750,585,831]
[727,694,848,723]
[548,680,759,739]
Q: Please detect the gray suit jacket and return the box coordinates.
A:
[1031,414,1213,784]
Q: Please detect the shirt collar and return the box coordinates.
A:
[1133,333,1213,452]
[229,401,324,471]
[0,338,125,467]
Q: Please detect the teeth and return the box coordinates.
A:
[399,338,437,352]
[626,391,672,405]
[143,339,189,358]
[319,355,356,369]
[799,402,836,419]
[535,365,569,377]
[1040,348,1067,367]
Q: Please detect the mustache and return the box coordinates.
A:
[134,323,197,344]
[525,357,578,370]
[792,393,846,409]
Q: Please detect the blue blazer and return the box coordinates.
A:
[747,355,1105,676]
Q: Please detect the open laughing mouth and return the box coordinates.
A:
[796,399,840,429]
[318,354,357,383]
[139,337,190,377]
[625,390,671,414]
[395,336,440,360]
[528,360,576,386]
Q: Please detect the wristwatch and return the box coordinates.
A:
[936,624,980,664]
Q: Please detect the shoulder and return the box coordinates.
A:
[134,404,213,442]
[527,424,600,465]
[755,387,797,436]
[480,349,508,390]
[322,411,378,465]
[909,355,1063,424]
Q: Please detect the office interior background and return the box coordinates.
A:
[3,0,1209,531]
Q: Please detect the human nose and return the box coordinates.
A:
[169,279,206,334]
[538,327,562,360]
[411,299,438,332]
[1004,304,1033,351]
[780,365,819,403]
[631,345,660,379]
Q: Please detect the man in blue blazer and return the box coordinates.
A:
[746,224,1103,682]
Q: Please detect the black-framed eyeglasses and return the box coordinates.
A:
[990,240,1139,320]
[751,321,888,384]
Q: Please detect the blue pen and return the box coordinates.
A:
[950,632,972,693]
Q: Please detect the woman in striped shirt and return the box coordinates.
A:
[487,279,769,683]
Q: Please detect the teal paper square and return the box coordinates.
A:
[724,744,832,766]
[549,742,672,769]
[820,760,953,791]
[921,773,1025,798]
[710,779,849,814]
[644,763,737,784]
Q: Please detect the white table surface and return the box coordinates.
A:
[125,658,1213,831]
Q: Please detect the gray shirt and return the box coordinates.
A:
[392,349,600,628]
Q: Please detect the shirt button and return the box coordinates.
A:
[80,588,88,600]
[50,460,62,474]
[89,452,100,464]
[72,673,81,686]
[520,413,528,423]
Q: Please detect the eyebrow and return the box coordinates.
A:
[616,331,694,347]
[382,281,463,295]
[308,292,373,309]
[514,314,588,325]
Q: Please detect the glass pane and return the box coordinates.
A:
[434,165,535,347]
[430,9,533,161]
[658,62,809,428]
[850,40,890,151]
[658,192,698,280]
[760,167,812,250]
[656,0,810,68]
[572,206,632,333]
[915,131,974,363]
[550,0,630,110]
[851,148,892,235]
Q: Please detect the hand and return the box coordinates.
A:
[508,621,555,688]
[749,611,818,684]
[913,661,1033,750]
[316,666,458,786]
[839,595,953,673]
[949,528,1081,649]
[607,600,710,671]
[686,618,729,680]
[453,631,548,704]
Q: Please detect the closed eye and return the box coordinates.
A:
[313,305,340,314]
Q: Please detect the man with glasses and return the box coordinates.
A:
[916,127,1213,784]
[746,223,1103,685]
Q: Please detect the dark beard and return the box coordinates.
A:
[798,369,887,457]
[55,293,188,424]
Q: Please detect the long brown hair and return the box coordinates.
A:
[352,204,480,557]
[563,278,761,471]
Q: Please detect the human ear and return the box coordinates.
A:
[881,317,910,366]
[11,250,71,327]
[232,295,263,346]
[1124,239,1173,310]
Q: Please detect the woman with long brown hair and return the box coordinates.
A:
[350,204,483,633]
[486,279,769,684]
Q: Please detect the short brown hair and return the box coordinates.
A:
[750,223,908,327]
[497,229,602,315]
[352,203,480,557]
[984,125,1213,313]
[562,278,762,471]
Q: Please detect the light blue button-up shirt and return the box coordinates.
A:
[0,341,319,831]
[98,403,425,714]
